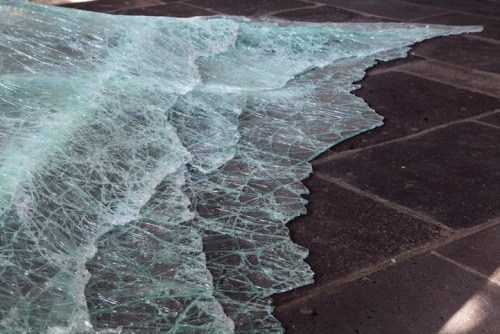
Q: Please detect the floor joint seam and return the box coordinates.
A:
[401,56,500,80]
[327,5,398,21]
[432,251,500,287]
[396,0,500,20]
[108,1,184,13]
[275,239,448,311]
[298,0,325,6]
[177,2,223,14]
[312,112,499,165]
[465,33,500,46]
[314,172,454,233]
[276,218,500,311]
[262,4,323,17]
[396,68,500,99]
[471,119,500,130]
[408,10,454,23]
[367,57,500,89]
[395,65,500,99]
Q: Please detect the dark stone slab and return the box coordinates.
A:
[401,0,500,19]
[315,122,500,229]
[328,72,500,152]
[273,175,444,305]
[437,224,500,283]
[411,35,500,74]
[309,0,446,21]
[275,253,500,334]
[113,3,215,16]
[185,0,310,16]
[480,112,500,126]
[414,12,500,41]
[60,0,163,12]
[273,5,391,23]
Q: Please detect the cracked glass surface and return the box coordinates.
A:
[0,1,481,332]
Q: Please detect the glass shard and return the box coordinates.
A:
[0,1,481,333]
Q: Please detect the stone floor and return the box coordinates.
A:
[32,0,500,332]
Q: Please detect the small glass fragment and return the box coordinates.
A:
[0,1,481,332]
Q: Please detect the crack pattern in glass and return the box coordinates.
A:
[0,1,481,333]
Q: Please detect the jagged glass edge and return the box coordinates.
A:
[184,20,482,333]
[0,1,480,332]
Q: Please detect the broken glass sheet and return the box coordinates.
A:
[0,0,481,333]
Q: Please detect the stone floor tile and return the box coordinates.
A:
[411,35,500,74]
[273,5,393,23]
[436,224,500,283]
[414,12,500,41]
[112,3,215,16]
[60,0,164,12]
[310,0,445,21]
[274,253,500,334]
[327,72,500,152]
[480,111,500,126]
[273,175,444,305]
[185,0,310,16]
[315,122,500,229]
[401,0,500,19]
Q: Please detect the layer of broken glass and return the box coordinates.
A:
[0,1,481,332]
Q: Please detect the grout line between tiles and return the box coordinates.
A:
[411,9,500,23]
[395,56,500,95]
[401,56,500,80]
[311,4,400,21]
[261,4,322,17]
[465,34,500,46]
[432,251,500,287]
[179,2,223,15]
[108,1,183,13]
[275,240,446,312]
[396,67,500,100]
[315,172,454,233]
[276,217,500,311]
[313,110,500,165]
[289,0,401,21]
[299,0,329,6]
[472,119,500,130]
[395,0,500,20]
[408,10,455,22]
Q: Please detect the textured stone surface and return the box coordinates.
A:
[275,254,500,334]
[437,225,500,283]
[315,122,500,229]
[412,35,500,74]
[273,175,444,305]
[328,72,500,152]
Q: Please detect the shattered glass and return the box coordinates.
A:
[0,0,481,332]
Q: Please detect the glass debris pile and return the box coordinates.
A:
[0,1,481,332]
